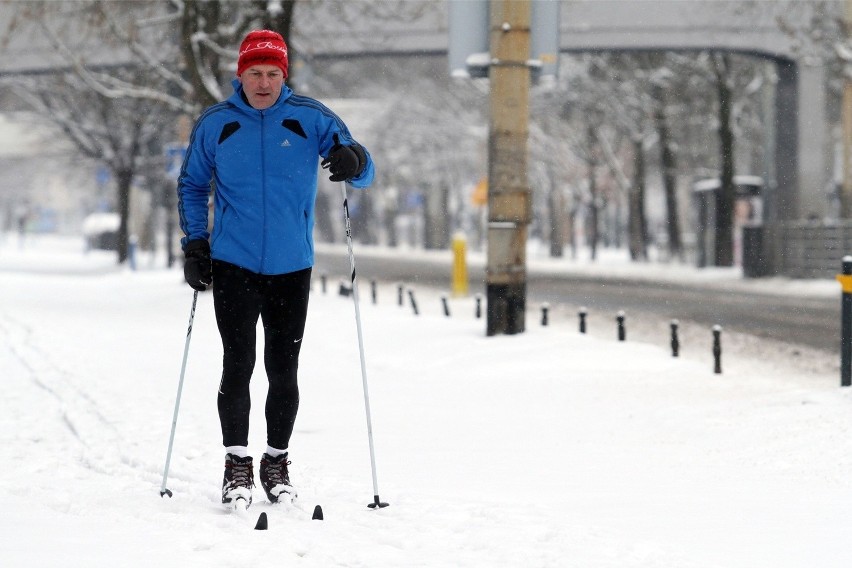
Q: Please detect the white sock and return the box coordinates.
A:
[265,445,288,458]
[225,445,248,458]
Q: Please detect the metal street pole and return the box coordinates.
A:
[486,0,532,336]
[843,0,852,218]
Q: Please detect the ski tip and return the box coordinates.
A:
[311,505,324,521]
[233,497,250,515]
[254,511,268,530]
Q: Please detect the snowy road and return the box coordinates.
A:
[315,244,839,352]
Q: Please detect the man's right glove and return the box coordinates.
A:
[183,239,212,291]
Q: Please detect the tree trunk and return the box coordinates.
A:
[588,174,599,262]
[385,191,399,248]
[360,192,379,246]
[567,206,578,259]
[181,1,219,109]
[116,168,133,264]
[424,183,449,250]
[653,84,683,261]
[713,53,735,267]
[260,0,295,46]
[628,138,648,261]
[163,179,176,268]
[548,185,563,258]
[180,1,295,109]
[587,124,599,261]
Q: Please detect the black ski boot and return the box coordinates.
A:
[260,453,296,503]
[222,454,254,510]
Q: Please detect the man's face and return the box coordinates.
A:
[238,64,284,110]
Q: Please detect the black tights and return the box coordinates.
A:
[212,260,311,449]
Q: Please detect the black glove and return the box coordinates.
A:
[183,239,212,292]
[321,134,366,182]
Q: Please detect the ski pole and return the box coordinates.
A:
[340,182,389,509]
[160,289,199,498]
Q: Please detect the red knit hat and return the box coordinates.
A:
[237,30,288,78]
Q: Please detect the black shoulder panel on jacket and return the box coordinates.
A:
[218,121,241,145]
[282,119,307,139]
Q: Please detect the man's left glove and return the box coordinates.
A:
[183,239,212,292]
[321,135,367,182]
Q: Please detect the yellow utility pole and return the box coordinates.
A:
[486,0,532,336]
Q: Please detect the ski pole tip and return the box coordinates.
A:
[160,488,173,498]
[367,496,389,509]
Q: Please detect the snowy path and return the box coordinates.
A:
[2,236,851,567]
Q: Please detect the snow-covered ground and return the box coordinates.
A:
[2,234,849,567]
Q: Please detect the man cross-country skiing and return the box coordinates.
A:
[176,29,375,510]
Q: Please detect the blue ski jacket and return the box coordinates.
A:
[177,80,374,275]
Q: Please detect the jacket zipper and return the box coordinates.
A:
[260,110,267,273]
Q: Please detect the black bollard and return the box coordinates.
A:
[441,295,451,317]
[617,310,626,341]
[838,256,852,387]
[579,307,587,334]
[670,319,680,357]
[320,273,327,294]
[541,303,549,326]
[713,325,722,374]
[408,289,419,316]
[397,283,404,307]
[475,294,482,319]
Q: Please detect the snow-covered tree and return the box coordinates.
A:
[1,0,447,261]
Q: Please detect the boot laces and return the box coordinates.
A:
[263,457,290,486]
[226,461,254,488]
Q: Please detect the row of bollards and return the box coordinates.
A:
[319,274,726,375]
[534,303,721,374]
[569,306,722,374]
[330,253,852,387]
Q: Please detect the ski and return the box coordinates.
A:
[226,496,251,516]
[254,512,268,530]
[249,503,324,530]
[277,495,324,520]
